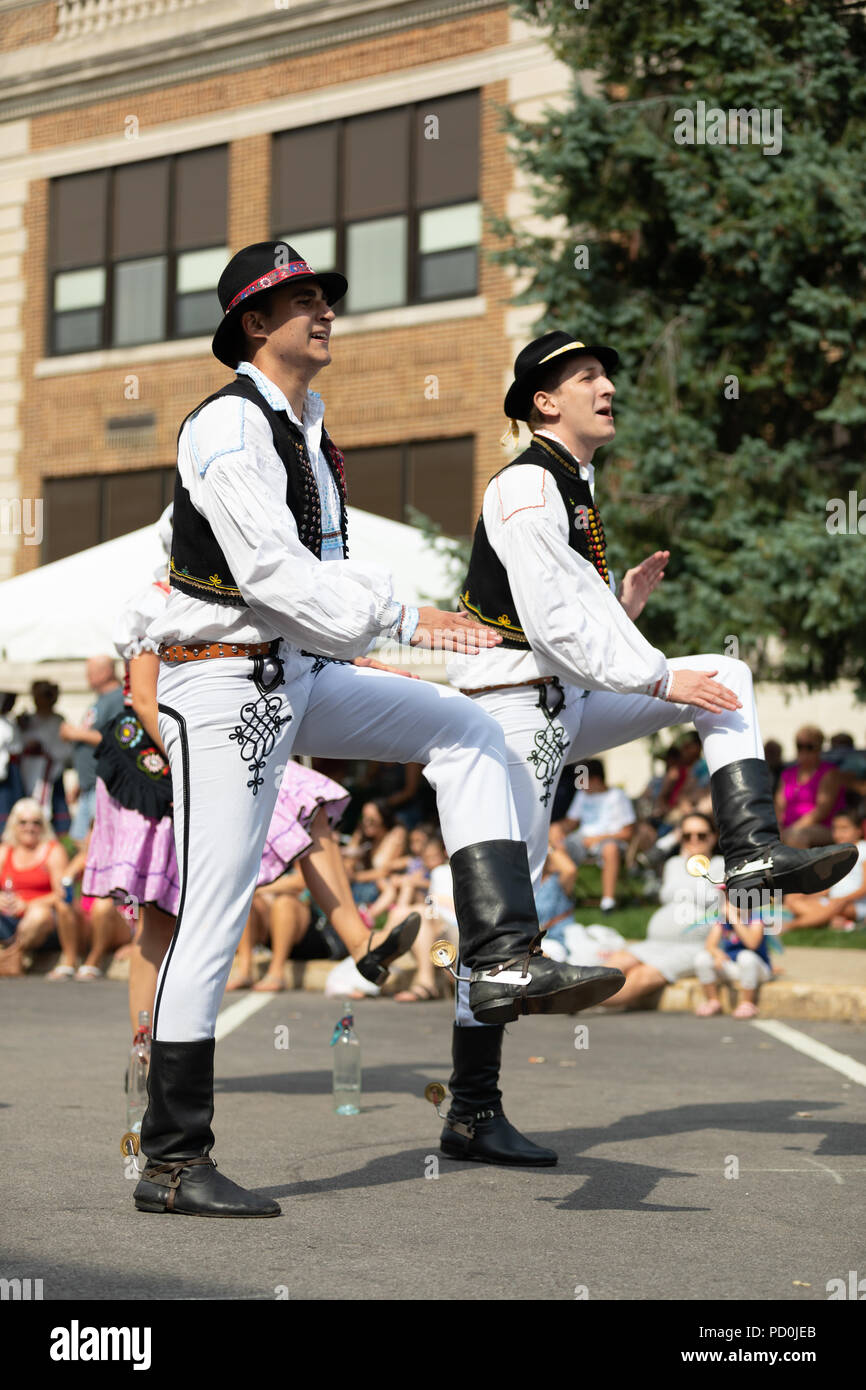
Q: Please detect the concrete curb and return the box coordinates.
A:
[655,977,866,1024]
[4,948,848,1024]
[98,954,866,1025]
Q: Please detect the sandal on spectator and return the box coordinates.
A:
[733,1001,759,1019]
[47,964,76,981]
[356,911,421,986]
[394,983,438,1003]
[695,999,722,1017]
[75,964,103,981]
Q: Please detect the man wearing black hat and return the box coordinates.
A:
[134,251,623,1218]
[448,331,857,946]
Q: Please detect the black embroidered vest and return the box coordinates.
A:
[459,434,609,649]
[169,374,349,606]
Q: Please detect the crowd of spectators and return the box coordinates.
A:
[2,678,865,1020]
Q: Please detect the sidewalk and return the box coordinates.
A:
[98,944,866,1024]
[655,946,866,1023]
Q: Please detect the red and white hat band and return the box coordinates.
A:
[225,261,315,315]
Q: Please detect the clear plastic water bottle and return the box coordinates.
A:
[125,1010,151,1133]
[330,1006,361,1115]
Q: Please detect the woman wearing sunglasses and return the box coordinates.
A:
[0,798,78,978]
[600,812,725,1008]
[776,727,846,848]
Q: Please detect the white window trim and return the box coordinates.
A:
[34,295,486,375]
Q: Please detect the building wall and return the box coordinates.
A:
[0,0,55,53]
[0,4,567,580]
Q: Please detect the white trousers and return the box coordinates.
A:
[453,653,762,1024]
[155,651,520,1041]
[471,653,763,892]
[694,948,772,990]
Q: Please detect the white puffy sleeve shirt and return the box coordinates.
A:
[447,462,668,695]
[114,580,171,661]
[146,393,401,663]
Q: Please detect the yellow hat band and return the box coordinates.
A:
[538,341,584,365]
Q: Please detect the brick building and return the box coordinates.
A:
[0,0,571,582]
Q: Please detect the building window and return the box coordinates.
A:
[272,92,480,315]
[48,147,228,356]
[347,437,474,538]
[42,467,175,564]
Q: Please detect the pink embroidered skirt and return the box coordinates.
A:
[82,762,350,917]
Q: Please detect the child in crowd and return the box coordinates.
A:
[694,895,772,1019]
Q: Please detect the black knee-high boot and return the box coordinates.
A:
[440,1024,557,1166]
[711,760,857,896]
[451,840,624,1025]
[133,1039,280,1218]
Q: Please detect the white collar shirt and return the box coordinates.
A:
[447,432,668,696]
[146,363,401,669]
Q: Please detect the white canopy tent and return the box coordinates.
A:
[0,510,459,662]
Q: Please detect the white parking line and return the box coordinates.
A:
[214,992,275,1042]
[752,1019,866,1088]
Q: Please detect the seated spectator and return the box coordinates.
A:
[824,733,866,801]
[551,758,635,911]
[394,836,455,1003]
[694,896,772,1019]
[678,731,710,798]
[625,745,686,871]
[343,799,408,909]
[0,798,78,978]
[59,656,124,845]
[366,823,434,921]
[599,812,725,1009]
[781,808,866,931]
[776,725,845,847]
[229,868,346,994]
[0,693,23,838]
[536,843,578,939]
[15,681,71,835]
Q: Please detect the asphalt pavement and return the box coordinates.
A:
[2,979,864,1302]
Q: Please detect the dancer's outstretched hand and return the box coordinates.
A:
[619,550,669,620]
[666,669,742,713]
[410,608,503,652]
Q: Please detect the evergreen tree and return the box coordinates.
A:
[495,0,866,694]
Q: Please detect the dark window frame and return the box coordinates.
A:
[347,436,474,539]
[272,93,480,315]
[47,148,228,357]
[41,465,175,565]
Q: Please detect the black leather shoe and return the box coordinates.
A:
[451,840,623,1024]
[711,759,858,896]
[439,1023,558,1166]
[469,955,624,1025]
[442,1109,557,1165]
[134,1157,280,1217]
[135,1037,281,1218]
[355,912,421,985]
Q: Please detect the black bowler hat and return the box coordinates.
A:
[503,330,619,422]
[211,240,348,368]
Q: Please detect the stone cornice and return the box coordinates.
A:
[0,0,505,122]
[0,39,548,183]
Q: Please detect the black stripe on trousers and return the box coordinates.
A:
[152,702,191,1039]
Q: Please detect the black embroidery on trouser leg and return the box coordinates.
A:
[228,652,289,795]
[526,679,569,808]
[299,650,349,677]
